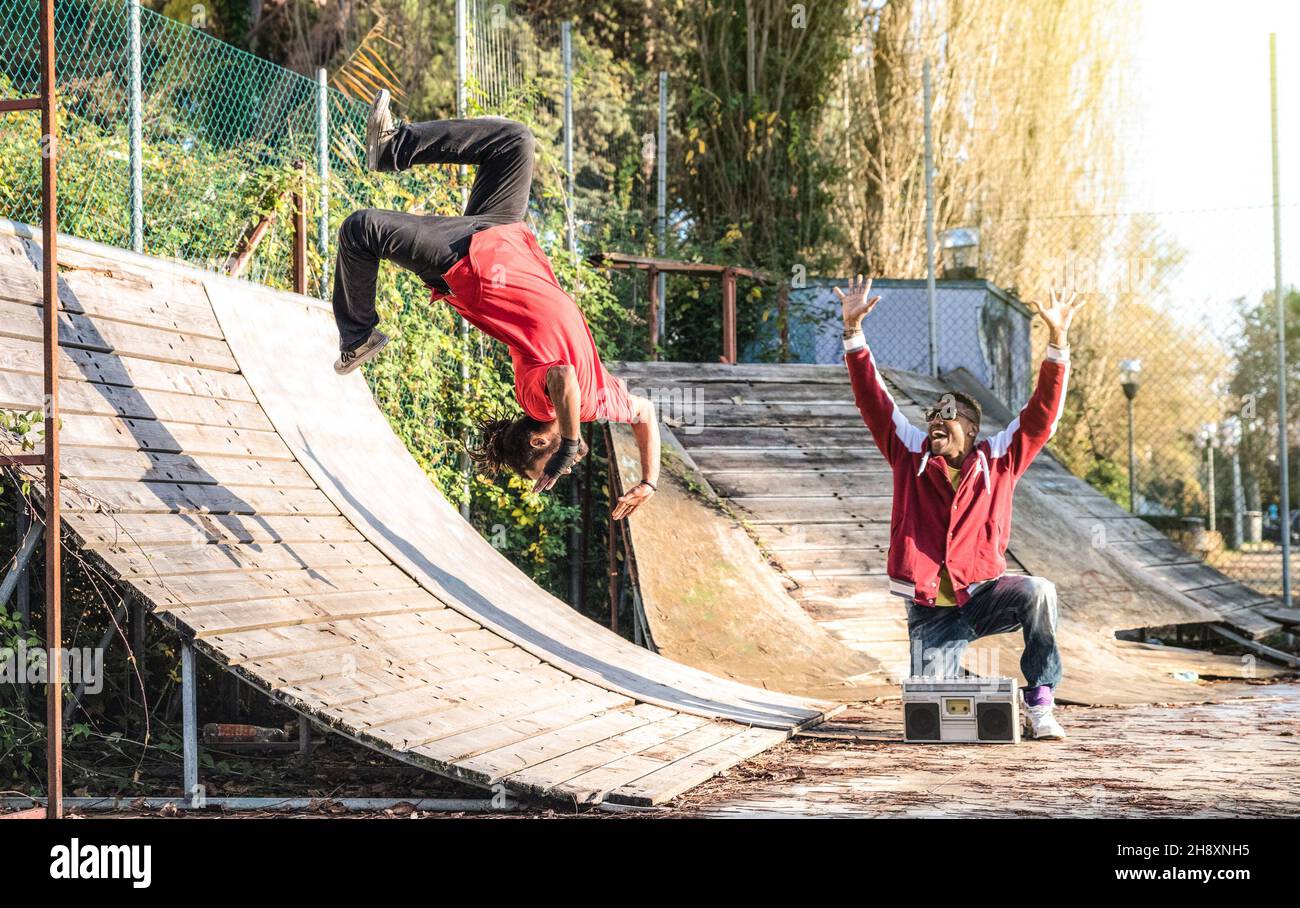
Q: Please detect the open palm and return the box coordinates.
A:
[1028,287,1085,338]
[833,274,883,329]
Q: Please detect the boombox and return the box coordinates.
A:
[902,676,1021,743]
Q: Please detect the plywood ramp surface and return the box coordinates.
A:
[0,221,830,806]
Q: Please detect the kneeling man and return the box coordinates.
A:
[836,277,1083,740]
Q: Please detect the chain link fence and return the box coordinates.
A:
[0,0,442,296]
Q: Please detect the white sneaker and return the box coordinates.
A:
[366,89,397,171]
[1024,703,1067,741]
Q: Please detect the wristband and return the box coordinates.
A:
[638,479,657,492]
[542,437,583,479]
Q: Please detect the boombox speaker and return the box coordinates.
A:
[902,676,1021,744]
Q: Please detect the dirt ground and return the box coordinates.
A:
[669,679,1300,818]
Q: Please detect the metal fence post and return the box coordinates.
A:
[562,22,576,262]
[316,67,330,300]
[1232,448,1245,550]
[656,71,668,341]
[181,641,199,806]
[1269,33,1291,608]
[128,0,143,253]
[15,499,29,631]
[562,21,581,608]
[923,57,938,379]
[456,0,472,523]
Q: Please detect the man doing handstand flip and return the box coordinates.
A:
[330,91,658,517]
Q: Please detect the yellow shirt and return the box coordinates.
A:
[933,464,962,606]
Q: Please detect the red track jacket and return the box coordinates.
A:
[843,335,1070,606]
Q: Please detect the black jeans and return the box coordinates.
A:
[331,117,536,352]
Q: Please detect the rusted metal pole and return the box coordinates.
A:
[38,0,63,821]
[292,160,307,295]
[647,265,659,359]
[721,267,737,364]
[776,283,790,364]
[607,507,619,633]
[578,422,593,611]
[224,211,278,279]
[14,500,31,630]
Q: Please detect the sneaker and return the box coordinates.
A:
[1024,703,1067,741]
[334,329,389,375]
[366,89,397,171]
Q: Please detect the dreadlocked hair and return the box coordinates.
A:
[467,415,549,477]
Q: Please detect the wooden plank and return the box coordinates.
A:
[352,664,572,731]
[453,702,672,780]
[0,370,271,431]
[209,615,499,673]
[552,720,744,804]
[281,645,542,707]
[431,698,660,772]
[622,380,860,403]
[504,713,710,797]
[65,511,363,547]
[53,413,291,460]
[614,361,849,383]
[63,479,338,517]
[0,299,237,372]
[682,426,872,448]
[57,446,315,489]
[123,563,418,609]
[1261,608,1300,627]
[688,406,863,428]
[686,447,883,470]
[364,678,604,751]
[708,470,894,499]
[171,587,444,636]
[751,522,890,551]
[102,540,390,578]
[231,629,514,686]
[774,546,887,571]
[605,726,786,806]
[728,495,892,524]
[0,234,223,338]
[0,335,256,402]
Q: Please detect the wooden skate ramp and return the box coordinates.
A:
[612,361,1285,705]
[0,220,837,807]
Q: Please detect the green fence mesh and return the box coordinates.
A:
[0,0,398,294]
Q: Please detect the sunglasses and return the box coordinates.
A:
[924,401,976,424]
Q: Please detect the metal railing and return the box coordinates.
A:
[0,0,61,822]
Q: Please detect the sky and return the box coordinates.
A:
[1128,0,1298,335]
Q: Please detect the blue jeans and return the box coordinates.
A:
[905,574,1062,688]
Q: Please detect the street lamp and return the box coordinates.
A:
[1201,421,1219,534]
[940,227,980,279]
[1120,359,1142,513]
[1221,417,1245,549]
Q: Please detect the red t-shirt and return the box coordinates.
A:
[433,223,636,424]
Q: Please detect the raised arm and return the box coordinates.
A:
[985,289,1084,475]
[836,275,927,466]
[611,394,660,519]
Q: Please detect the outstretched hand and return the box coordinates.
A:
[833,274,883,331]
[1027,287,1085,345]
[612,481,654,520]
